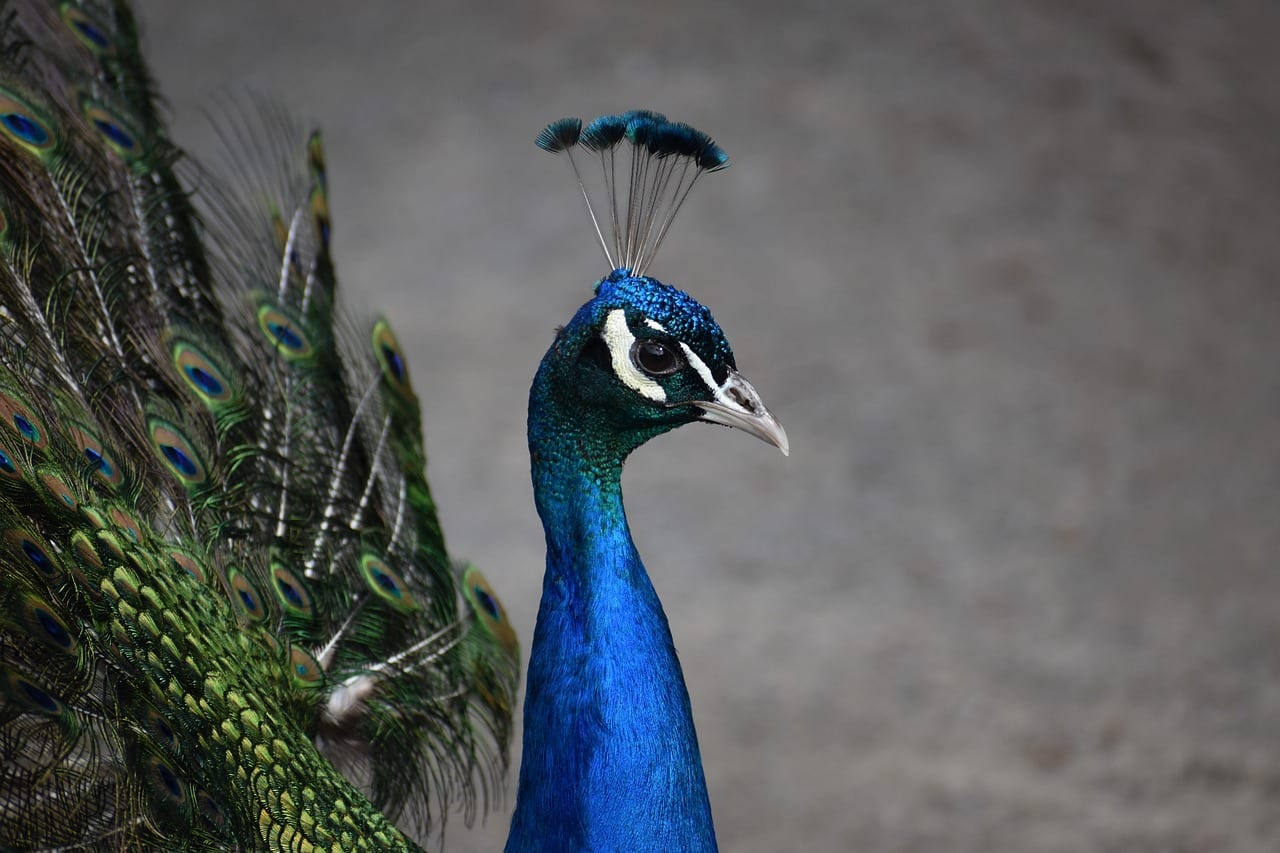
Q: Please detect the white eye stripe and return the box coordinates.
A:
[678,341,770,424]
[643,317,668,332]
[677,342,720,397]
[603,309,666,402]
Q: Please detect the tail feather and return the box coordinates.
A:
[0,1,517,848]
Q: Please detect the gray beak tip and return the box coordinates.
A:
[683,368,790,458]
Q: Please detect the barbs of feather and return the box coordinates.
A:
[536,111,729,277]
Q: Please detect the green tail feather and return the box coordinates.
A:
[0,1,517,849]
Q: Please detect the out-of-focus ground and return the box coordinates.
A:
[133,2,1280,850]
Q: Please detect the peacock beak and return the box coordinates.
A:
[685,369,789,456]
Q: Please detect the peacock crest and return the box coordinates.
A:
[535,109,729,277]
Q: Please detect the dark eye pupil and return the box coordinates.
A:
[635,340,677,375]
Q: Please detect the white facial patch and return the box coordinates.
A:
[603,309,666,402]
[677,342,721,397]
[677,341,767,418]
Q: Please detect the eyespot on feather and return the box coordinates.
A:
[0,390,49,451]
[5,528,63,580]
[371,320,415,398]
[256,303,314,361]
[289,644,324,688]
[463,565,517,656]
[108,506,144,544]
[143,754,190,810]
[81,100,142,162]
[143,706,179,751]
[167,549,206,584]
[60,4,115,55]
[69,424,124,488]
[226,567,267,623]
[171,341,237,408]
[147,419,207,487]
[197,786,226,829]
[360,552,418,613]
[271,562,313,616]
[0,88,56,158]
[1,669,72,720]
[309,183,330,247]
[0,443,19,480]
[18,594,77,654]
[36,466,78,511]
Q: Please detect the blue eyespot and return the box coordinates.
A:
[13,414,39,442]
[152,716,175,745]
[160,444,197,478]
[474,585,500,620]
[371,320,414,397]
[83,446,114,477]
[22,539,55,575]
[278,578,303,607]
[149,420,207,487]
[185,365,224,396]
[269,321,303,350]
[83,103,142,158]
[2,112,48,146]
[227,569,266,621]
[0,91,56,156]
[381,344,406,381]
[61,7,115,54]
[21,679,58,712]
[289,646,324,686]
[35,608,72,649]
[373,568,399,595]
[156,763,182,797]
[72,19,110,49]
[359,553,418,612]
[198,788,226,828]
[94,119,134,149]
[256,304,314,361]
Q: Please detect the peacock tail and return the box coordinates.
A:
[0,1,517,849]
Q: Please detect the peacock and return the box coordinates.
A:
[0,1,785,851]
[508,114,787,852]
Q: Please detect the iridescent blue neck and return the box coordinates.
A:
[507,364,717,852]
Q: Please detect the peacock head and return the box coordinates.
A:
[533,267,787,461]
[532,110,787,462]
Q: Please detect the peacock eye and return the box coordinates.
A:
[631,339,681,376]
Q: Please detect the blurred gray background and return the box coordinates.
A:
[132,2,1280,850]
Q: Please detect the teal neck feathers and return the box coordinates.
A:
[510,316,715,850]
